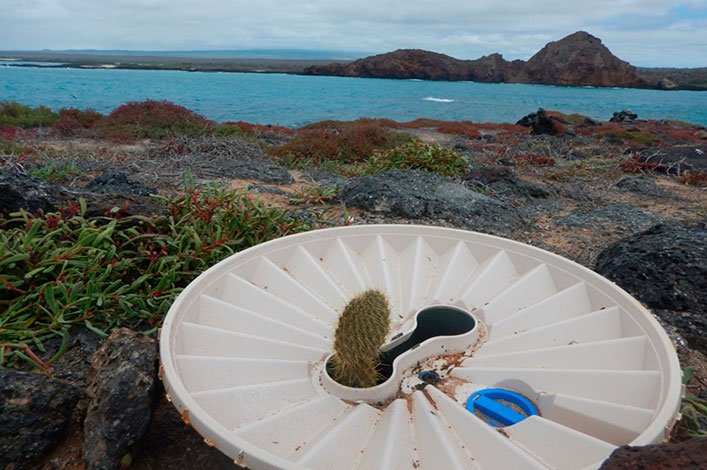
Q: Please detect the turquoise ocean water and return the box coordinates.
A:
[1,65,706,127]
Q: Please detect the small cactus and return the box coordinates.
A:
[331,289,391,388]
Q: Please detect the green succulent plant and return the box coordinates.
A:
[331,289,391,388]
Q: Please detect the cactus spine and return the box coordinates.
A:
[331,289,391,388]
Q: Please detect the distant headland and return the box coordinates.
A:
[2,32,705,90]
[303,31,707,91]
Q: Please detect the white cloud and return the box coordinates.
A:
[0,0,704,66]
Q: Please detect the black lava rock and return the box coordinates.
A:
[303,168,349,190]
[516,108,565,135]
[86,172,156,196]
[340,170,522,234]
[46,329,104,388]
[0,171,62,215]
[0,171,164,219]
[609,110,638,123]
[462,166,551,199]
[595,224,707,314]
[0,369,83,469]
[616,176,663,197]
[83,328,159,470]
[653,308,707,355]
[554,204,663,234]
[638,145,707,174]
[216,158,294,184]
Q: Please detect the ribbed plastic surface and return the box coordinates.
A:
[160,225,682,470]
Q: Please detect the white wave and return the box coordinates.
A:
[423,96,456,103]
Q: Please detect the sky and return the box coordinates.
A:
[1,0,706,67]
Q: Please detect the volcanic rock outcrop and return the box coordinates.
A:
[312,49,469,81]
[304,31,645,88]
[524,32,642,87]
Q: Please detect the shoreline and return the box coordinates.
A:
[2,94,707,129]
[0,51,330,75]
[2,51,707,91]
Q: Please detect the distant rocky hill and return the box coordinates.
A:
[523,32,642,87]
[304,31,655,89]
[309,49,470,81]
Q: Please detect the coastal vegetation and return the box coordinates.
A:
[269,120,410,166]
[28,161,80,183]
[682,367,707,439]
[0,99,705,356]
[2,99,704,189]
[269,122,470,177]
[367,140,468,177]
[95,100,214,140]
[0,184,314,369]
[53,107,103,136]
[0,101,59,128]
[211,121,294,138]
[0,136,27,155]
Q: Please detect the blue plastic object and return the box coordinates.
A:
[466,388,538,427]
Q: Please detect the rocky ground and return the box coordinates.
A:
[1,109,705,469]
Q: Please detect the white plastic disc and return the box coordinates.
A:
[160,225,682,470]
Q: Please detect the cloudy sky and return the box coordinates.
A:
[1,0,706,67]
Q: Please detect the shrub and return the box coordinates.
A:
[604,130,658,146]
[547,156,624,181]
[95,100,213,141]
[576,122,617,137]
[513,152,556,168]
[270,123,409,165]
[298,119,345,131]
[0,127,22,140]
[398,118,446,128]
[0,185,316,368]
[0,101,59,128]
[662,128,703,143]
[52,108,104,136]
[28,162,80,183]
[211,121,294,138]
[311,159,371,178]
[300,118,400,131]
[209,123,243,138]
[289,183,340,205]
[436,121,482,139]
[0,138,27,156]
[353,117,400,128]
[577,122,659,146]
[367,140,469,177]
